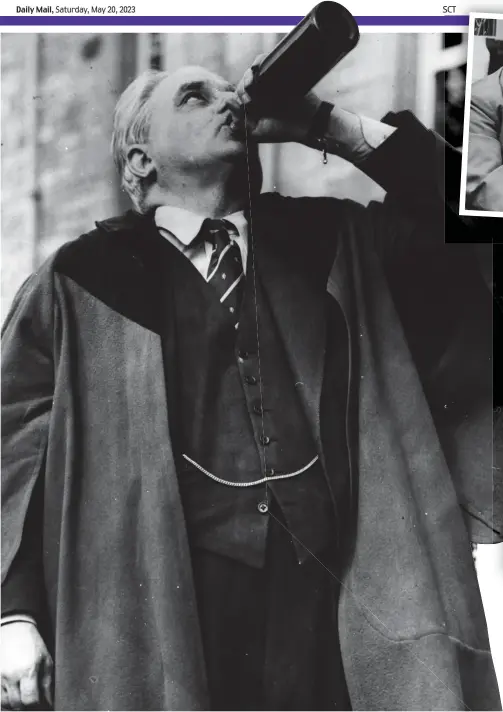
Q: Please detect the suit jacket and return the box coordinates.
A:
[2,111,502,710]
[466,68,503,211]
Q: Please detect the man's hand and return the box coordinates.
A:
[236,54,323,144]
[1,623,53,710]
[236,54,395,163]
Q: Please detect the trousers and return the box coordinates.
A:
[190,498,351,711]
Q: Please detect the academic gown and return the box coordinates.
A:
[2,111,502,711]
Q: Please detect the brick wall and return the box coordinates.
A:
[1,32,124,315]
[1,34,38,316]
[36,33,121,262]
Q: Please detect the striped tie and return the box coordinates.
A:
[200,218,245,327]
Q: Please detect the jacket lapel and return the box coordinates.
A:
[251,199,327,450]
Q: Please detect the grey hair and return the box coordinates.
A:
[111,70,170,212]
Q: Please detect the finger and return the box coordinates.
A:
[236,69,254,105]
[20,673,40,707]
[41,657,53,708]
[237,91,252,107]
[227,93,243,117]
[42,676,53,709]
[5,681,21,711]
[250,53,266,72]
[2,683,13,710]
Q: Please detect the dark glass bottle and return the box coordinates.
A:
[246,1,360,106]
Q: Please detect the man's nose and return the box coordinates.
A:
[216,90,242,115]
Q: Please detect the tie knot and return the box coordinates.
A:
[200,218,234,248]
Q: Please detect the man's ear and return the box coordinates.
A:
[126,145,156,180]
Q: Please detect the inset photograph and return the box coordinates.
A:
[460,13,503,218]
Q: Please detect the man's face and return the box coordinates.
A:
[147,66,246,181]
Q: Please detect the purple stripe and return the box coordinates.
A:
[0,14,469,26]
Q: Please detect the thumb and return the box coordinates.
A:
[41,655,54,708]
[236,53,267,105]
[236,66,254,105]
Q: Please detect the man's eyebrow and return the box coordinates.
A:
[174,81,206,103]
[176,80,206,97]
[174,79,235,100]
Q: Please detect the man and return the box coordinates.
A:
[466,66,503,211]
[486,38,503,76]
[1,59,501,711]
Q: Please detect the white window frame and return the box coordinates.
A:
[415,33,468,129]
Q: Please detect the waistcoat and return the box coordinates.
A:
[167,242,339,567]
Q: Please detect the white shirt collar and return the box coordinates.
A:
[154,205,247,246]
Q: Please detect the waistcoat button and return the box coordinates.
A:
[257,501,269,514]
[245,375,257,386]
[260,435,271,446]
[253,404,263,415]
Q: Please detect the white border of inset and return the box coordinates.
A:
[459,11,503,219]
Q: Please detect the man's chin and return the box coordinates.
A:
[218,137,247,158]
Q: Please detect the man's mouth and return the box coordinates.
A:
[222,113,245,138]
